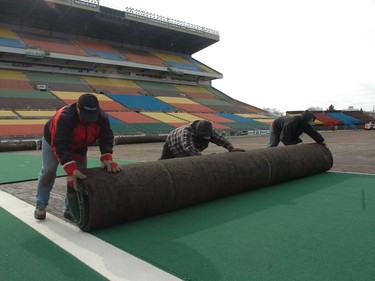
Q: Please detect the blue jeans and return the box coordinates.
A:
[35,138,86,211]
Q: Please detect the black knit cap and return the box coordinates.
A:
[77,93,99,122]
[196,120,213,136]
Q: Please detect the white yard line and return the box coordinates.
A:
[0,190,181,281]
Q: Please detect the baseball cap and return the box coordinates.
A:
[196,120,213,137]
[77,93,99,122]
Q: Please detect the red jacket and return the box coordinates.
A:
[44,103,114,165]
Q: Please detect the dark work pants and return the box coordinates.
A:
[159,142,174,160]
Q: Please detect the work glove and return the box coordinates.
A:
[100,153,121,172]
[63,161,87,192]
[229,147,246,152]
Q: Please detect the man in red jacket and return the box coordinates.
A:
[34,93,121,221]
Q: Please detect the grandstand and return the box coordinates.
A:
[287,110,366,130]
[0,0,371,145]
[0,0,272,144]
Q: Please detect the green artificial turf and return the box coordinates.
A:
[93,172,375,281]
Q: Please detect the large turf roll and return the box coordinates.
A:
[0,140,39,152]
[69,143,333,232]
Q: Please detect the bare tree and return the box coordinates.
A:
[263,107,284,117]
[307,106,323,111]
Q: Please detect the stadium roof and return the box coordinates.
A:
[0,0,219,55]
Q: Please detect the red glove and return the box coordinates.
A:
[100,153,121,172]
[63,161,87,191]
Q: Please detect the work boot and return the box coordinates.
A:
[34,208,46,220]
[63,210,74,222]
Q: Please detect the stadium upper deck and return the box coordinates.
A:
[0,0,219,55]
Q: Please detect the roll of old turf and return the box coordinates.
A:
[0,140,39,152]
[69,143,333,232]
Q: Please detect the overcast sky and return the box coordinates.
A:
[100,0,375,114]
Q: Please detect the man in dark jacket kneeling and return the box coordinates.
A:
[268,110,326,147]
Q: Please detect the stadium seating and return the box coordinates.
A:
[107,112,175,134]
[117,47,165,66]
[135,81,184,97]
[109,95,176,112]
[302,112,342,127]
[141,112,188,128]
[0,119,47,137]
[82,76,142,95]
[167,112,231,130]
[0,110,18,119]
[107,116,141,136]
[173,85,217,100]
[1,5,372,142]
[15,110,55,119]
[0,70,34,90]
[236,113,275,126]
[156,96,215,113]
[344,111,373,123]
[218,113,269,130]
[74,40,124,61]
[0,26,25,48]
[152,52,201,72]
[19,32,88,56]
[24,71,93,92]
[326,112,363,128]
[0,89,65,110]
